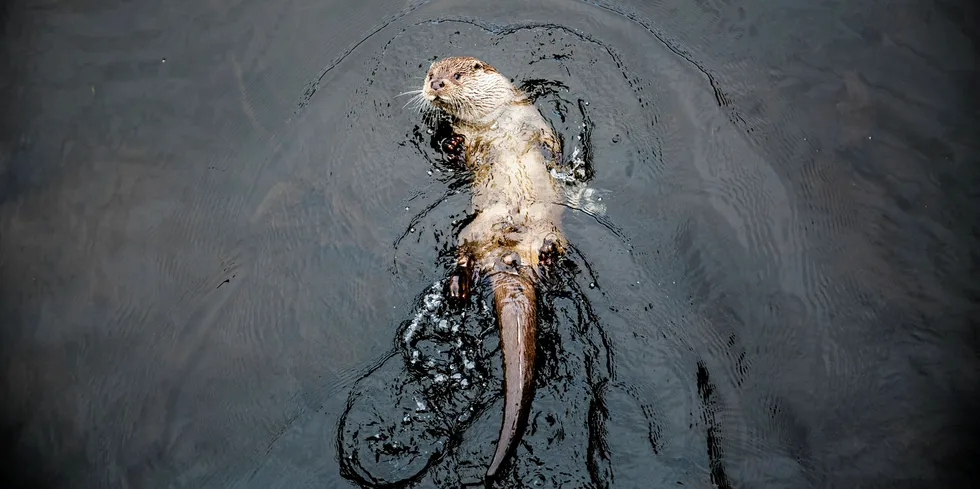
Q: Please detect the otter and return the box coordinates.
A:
[418,56,566,479]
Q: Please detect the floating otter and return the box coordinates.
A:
[417,56,566,479]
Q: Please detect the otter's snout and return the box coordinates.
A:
[429,78,447,91]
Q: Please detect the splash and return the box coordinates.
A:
[337,280,499,487]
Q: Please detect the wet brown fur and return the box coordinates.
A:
[421,56,565,478]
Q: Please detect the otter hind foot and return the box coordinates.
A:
[538,237,562,267]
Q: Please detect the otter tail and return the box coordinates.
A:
[486,271,537,479]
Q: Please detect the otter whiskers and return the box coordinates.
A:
[395,89,434,114]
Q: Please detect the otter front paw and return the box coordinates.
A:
[441,134,466,167]
[446,254,474,305]
[541,133,562,161]
[447,274,469,302]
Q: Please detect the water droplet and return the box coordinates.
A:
[612,135,621,143]
[161,58,166,63]
[589,282,596,289]
[405,206,410,211]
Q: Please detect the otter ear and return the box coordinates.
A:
[473,62,483,70]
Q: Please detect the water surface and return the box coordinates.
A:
[1,0,977,488]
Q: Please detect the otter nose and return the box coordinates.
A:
[429,79,446,91]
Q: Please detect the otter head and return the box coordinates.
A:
[422,56,519,123]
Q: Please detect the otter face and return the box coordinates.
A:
[422,56,518,123]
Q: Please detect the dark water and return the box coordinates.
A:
[2,0,978,488]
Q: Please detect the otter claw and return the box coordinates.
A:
[447,254,474,305]
[448,274,469,301]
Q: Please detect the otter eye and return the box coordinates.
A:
[473,63,482,70]
[453,73,461,80]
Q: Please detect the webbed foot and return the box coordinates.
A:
[538,237,562,267]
